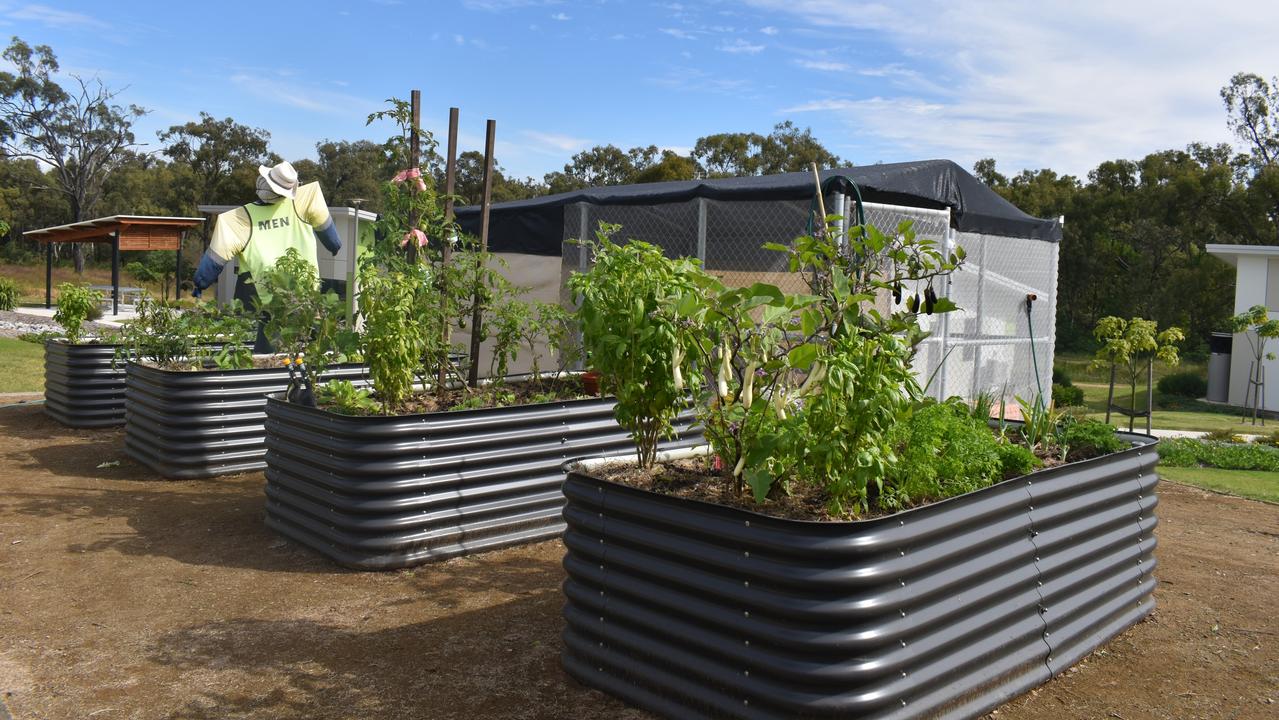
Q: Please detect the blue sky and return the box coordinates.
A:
[5,1,1279,182]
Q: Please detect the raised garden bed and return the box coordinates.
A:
[560,432,1159,720]
[262,392,700,569]
[43,339,125,428]
[124,361,368,479]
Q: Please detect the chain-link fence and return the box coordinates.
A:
[560,197,1057,403]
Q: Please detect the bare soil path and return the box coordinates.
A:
[0,405,1274,719]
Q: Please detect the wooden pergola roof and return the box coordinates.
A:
[23,215,204,251]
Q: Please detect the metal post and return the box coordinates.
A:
[175,231,186,299]
[111,231,120,316]
[440,107,459,386]
[349,200,363,324]
[467,119,496,388]
[407,89,421,265]
[45,241,52,308]
[935,219,954,400]
[696,198,707,263]
[969,234,985,397]
[1151,355,1161,434]
[577,203,590,271]
[1105,364,1116,425]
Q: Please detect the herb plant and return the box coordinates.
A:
[315,379,379,416]
[569,223,706,468]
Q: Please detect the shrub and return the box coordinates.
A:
[1057,419,1126,460]
[1052,366,1072,386]
[884,400,1002,509]
[1158,437,1279,471]
[1052,382,1084,408]
[0,276,18,311]
[1156,371,1207,399]
[996,442,1041,478]
[1203,428,1244,444]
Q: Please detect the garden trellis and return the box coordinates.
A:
[456,160,1063,402]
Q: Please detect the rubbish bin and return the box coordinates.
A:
[1207,332,1232,403]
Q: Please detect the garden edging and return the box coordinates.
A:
[262,393,701,569]
[43,339,125,428]
[560,431,1159,720]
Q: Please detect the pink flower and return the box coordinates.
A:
[392,167,422,184]
[399,228,428,248]
[414,177,427,192]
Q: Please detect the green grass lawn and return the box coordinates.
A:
[1074,382,1270,435]
[0,337,45,393]
[1158,465,1279,504]
[0,261,165,305]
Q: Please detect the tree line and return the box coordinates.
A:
[1,35,1276,354]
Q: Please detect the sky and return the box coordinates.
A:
[4,0,1279,183]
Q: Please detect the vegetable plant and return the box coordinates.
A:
[882,399,1002,511]
[569,223,707,469]
[315,379,379,416]
[53,283,102,344]
[254,248,358,386]
[114,293,254,369]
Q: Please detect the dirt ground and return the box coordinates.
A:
[0,404,1275,720]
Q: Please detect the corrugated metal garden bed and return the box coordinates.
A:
[124,361,369,479]
[44,340,125,428]
[262,393,700,570]
[560,432,1159,720]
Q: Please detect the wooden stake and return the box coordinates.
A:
[467,119,496,388]
[439,107,459,386]
[407,89,422,265]
[811,162,826,231]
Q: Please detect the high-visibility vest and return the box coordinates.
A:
[238,199,318,304]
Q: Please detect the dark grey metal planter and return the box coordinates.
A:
[262,394,700,570]
[124,362,369,480]
[43,340,125,428]
[561,432,1159,720]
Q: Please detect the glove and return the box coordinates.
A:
[192,286,203,298]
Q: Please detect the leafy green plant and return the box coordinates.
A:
[114,293,254,369]
[1202,428,1245,443]
[881,399,1002,511]
[1159,437,1279,471]
[0,276,18,311]
[254,248,357,385]
[996,442,1041,478]
[1156,371,1207,399]
[1056,419,1125,461]
[316,380,379,416]
[1015,394,1061,452]
[358,261,430,410]
[570,223,707,469]
[53,283,103,344]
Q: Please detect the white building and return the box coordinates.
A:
[1206,244,1279,411]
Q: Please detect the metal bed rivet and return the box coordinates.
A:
[744,640,750,646]
[599,617,604,622]
[901,671,907,678]
[745,520,750,527]
[900,639,907,647]
[744,611,750,618]
[899,550,905,557]
[900,580,906,587]
[599,565,604,570]
[744,551,750,558]
[599,539,603,544]
[901,699,908,707]
[900,610,906,617]
[744,581,750,587]
[744,670,749,677]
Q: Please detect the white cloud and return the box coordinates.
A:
[719,38,764,54]
[747,0,1279,175]
[520,129,592,154]
[795,59,849,72]
[551,12,571,21]
[229,74,375,117]
[660,27,697,40]
[7,4,108,30]
[760,26,779,35]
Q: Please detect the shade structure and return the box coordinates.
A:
[23,215,204,315]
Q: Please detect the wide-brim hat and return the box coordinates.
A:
[258,161,299,199]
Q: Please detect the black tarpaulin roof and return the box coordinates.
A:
[456,159,1061,256]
